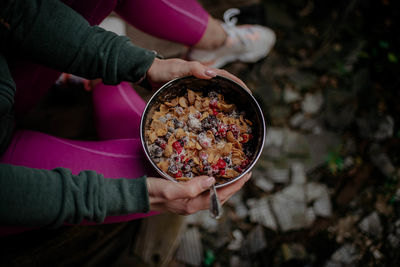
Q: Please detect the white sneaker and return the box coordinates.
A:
[187,8,276,68]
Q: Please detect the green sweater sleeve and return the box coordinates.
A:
[0,0,156,84]
[0,164,149,227]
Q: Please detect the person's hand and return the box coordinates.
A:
[146,58,250,92]
[146,172,252,215]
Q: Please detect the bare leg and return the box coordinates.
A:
[192,17,227,50]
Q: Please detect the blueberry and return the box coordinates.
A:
[149,144,163,157]
[201,115,218,130]
[224,157,232,166]
[183,164,191,172]
[203,165,213,176]
[173,118,184,128]
[184,172,194,178]
[208,91,219,99]
[168,164,178,174]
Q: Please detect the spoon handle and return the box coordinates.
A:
[209,184,222,219]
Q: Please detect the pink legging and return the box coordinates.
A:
[1,0,209,234]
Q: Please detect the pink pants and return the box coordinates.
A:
[1,0,209,234]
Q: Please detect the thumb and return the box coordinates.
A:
[170,176,215,199]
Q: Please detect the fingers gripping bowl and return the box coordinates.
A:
[140,76,266,188]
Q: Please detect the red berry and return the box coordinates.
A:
[212,164,219,171]
[209,98,218,109]
[175,171,183,178]
[212,108,218,116]
[240,134,249,143]
[217,158,226,169]
[217,123,227,137]
[219,169,226,176]
[160,143,166,149]
[241,159,250,169]
[172,141,183,154]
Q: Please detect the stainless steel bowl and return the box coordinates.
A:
[140,75,266,188]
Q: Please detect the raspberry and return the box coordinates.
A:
[240,134,249,143]
[199,152,208,161]
[219,169,226,176]
[174,171,183,178]
[209,98,218,109]
[235,166,243,173]
[216,123,227,137]
[217,158,227,169]
[241,159,250,169]
[212,108,219,116]
[172,141,183,154]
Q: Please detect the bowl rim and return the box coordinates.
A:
[140,75,266,188]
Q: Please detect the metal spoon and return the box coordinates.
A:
[209,184,222,219]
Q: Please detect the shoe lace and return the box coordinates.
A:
[222,8,249,47]
[223,8,240,27]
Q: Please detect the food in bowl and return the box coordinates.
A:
[144,88,254,184]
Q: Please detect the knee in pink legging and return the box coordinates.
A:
[0,82,157,236]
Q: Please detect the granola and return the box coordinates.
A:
[145,89,254,184]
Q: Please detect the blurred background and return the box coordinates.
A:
[3,0,400,266]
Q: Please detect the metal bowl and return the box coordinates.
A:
[140,75,266,188]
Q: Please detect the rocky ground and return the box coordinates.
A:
[170,0,400,266]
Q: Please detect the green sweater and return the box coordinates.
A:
[0,0,156,227]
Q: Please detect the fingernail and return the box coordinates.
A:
[201,177,215,189]
[205,69,217,77]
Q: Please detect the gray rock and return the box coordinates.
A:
[254,176,275,192]
[283,130,310,157]
[176,227,203,266]
[266,168,290,184]
[291,162,307,184]
[284,86,301,103]
[248,197,278,231]
[242,225,268,255]
[357,114,394,141]
[358,211,383,237]
[185,210,218,233]
[301,92,324,114]
[313,188,332,217]
[271,190,312,231]
[289,113,305,128]
[265,127,285,147]
[228,229,244,251]
[306,182,332,217]
[369,143,396,178]
[325,243,359,266]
